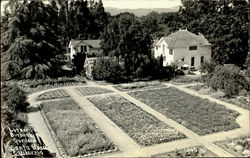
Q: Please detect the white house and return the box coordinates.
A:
[68,39,103,62]
[154,29,211,70]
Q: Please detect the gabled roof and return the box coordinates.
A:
[157,29,211,49]
[69,39,101,48]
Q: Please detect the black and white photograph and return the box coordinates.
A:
[1,0,249,157]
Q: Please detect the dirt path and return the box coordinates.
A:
[26,81,249,157]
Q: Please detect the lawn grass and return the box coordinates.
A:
[152,146,217,157]
[75,87,112,96]
[36,89,69,100]
[40,99,116,156]
[88,95,186,146]
[128,88,240,135]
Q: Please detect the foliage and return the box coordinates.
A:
[88,95,186,146]
[129,88,240,135]
[187,84,249,110]
[1,0,63,80]
[72,51,86,75]
[154,146,217,157]
[101,12,153,76]
[92,57,125,83]
[41,99,115,156]
[215,136,250,157]
[75,87,112,96]
[1,84,53,157]
[36,89,69,100]
[202,64,248,97]
[158,0,249,67]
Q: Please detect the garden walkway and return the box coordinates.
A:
[27,81,249,157]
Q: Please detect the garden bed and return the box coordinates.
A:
[214,136,250,157]
[40,99,117,157]
[75,87,112,96]
[170,75,201,85]
[186,84,249,110]
[36,89,69,100]
[114,81,164,92]
[88,95,186,146]
[152,146,217,157]
[11,77,86,94]
[128,88,240,135]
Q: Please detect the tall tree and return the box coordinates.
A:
[101,13,152,76]
[1,0,63,80]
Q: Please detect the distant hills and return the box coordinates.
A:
[105,6,180,17]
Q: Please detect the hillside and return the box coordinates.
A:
[105,6,180,17]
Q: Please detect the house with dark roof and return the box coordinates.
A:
[154,29,211,70]
[68,39,103,62]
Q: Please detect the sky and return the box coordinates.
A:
[1,0,181,14]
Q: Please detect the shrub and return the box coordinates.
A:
[92,58,125,83]
[202,64,248,97]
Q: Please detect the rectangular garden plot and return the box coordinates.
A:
[88,95,186,146]
[152,146,217,157]
[41,99,116,157]
[114,81,165,92]
[75,87,112,96]
[214,136,250,157]
[128,88,240,135]
[36,89,69,100]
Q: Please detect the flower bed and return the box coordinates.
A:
[88,95,186,146]
[36,89,69,100]
[128,88,240,135]
[40,99,117,157]
[12,77,86,94]
[75,87,112,96]
[186,84,249,110]
[114,81,164,92]
[152,146,217,157]
[214,136,250,157]
[170,75,201,85]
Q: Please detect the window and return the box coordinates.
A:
[189,46,197,51]
[181,57,184,61]
[191,57,195,66]
[80,46,84,52]
[169,49,173,55]
[201,56,204,64]
[163,44,165,53]
[84,45,87,52]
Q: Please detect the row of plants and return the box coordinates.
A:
[1,84,53,157]
[186,84,249,110]
[88,95,186,146]
[40,99,116,157]
[214,136,250,157]
[75,87,112,96]
[128,88,240,135]
[152,146,217,157]
[36,89,70,101]
[10,77,86,94]
[114,81,163,92]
